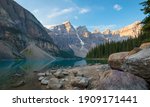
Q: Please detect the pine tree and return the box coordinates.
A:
[141,0,150,33]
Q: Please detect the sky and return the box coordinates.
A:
[14,0,145,32]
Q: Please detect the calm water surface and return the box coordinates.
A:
[0,59,107,89]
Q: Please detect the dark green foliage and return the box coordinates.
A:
[86,33,150,58]
[141,0,150,33]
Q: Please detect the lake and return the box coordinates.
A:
[0,59,107,89]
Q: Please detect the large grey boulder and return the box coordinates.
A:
[108,52,129,70]
[122,47,150,83]
[98,70,148,90]
[140,42,150,49]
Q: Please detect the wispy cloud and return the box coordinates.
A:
[113,4,122,11]
[48,8,74,18]
[79,8,90,14]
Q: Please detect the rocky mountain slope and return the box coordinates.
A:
[0,0,59,59]
[47,21,108,57]
[104,21,142,38]
[47,21,142,58]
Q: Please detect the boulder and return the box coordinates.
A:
[71,76,89,88]
[47,78,62,89]
[53,69,65,78]
[98,70,148,90]
[37,73,45,76]
[38,76,45,81]
[122,48,150,83]
[140,42,150,49]
[128,47,142,56]
[41,77,49,85]
[108,52,129,70]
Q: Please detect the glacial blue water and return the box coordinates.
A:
[0,59,107,89]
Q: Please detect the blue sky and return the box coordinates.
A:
[14,0,145,31]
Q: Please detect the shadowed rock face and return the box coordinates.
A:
[0,0,59,59]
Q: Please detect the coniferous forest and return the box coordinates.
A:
[86,0,150,58]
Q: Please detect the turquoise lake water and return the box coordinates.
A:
[0,59,107,89]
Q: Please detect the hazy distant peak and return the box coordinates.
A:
[112,21,142,38]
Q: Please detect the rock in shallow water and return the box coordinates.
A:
[97,70,148,90]
[11,80,25,88]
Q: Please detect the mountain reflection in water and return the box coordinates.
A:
[0,59,107,89]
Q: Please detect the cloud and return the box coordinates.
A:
[113,4,122,11]
[48,8,74,18]
[79,8,90,14]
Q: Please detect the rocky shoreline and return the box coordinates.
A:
[37,42,150,90]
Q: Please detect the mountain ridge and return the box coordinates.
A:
[46,20,142,57]
[0,0,62,59]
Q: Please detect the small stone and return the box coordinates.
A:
[73,87,80,90]
[38,76,45,81]
[50,70,57,74]
[53,69,65,78]
[41,77,49,85]
[45,71,50,76]
[37,73,45,76]
[71,76,89,88]
[62,71,69,76]
[47,78,62,89]
[14,73,23,77]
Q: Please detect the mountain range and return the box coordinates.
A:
[0,0,142,59]
[47,21,142,57]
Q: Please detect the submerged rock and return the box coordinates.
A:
[11,80,25,88]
